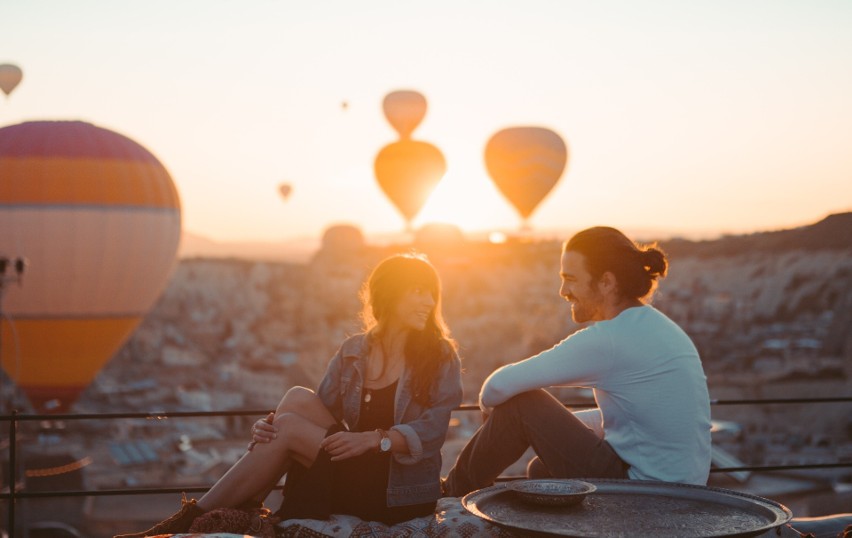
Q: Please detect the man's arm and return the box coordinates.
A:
[479,324,611,412]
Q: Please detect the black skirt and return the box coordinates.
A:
[276,381,435,525]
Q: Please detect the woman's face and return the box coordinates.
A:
[391,285,436,332]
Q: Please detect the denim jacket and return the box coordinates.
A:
[317,333,463,507]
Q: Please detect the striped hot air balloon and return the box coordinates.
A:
[0,121,181,413]
[484,126,569,226]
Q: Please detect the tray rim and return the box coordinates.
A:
[461,478,793,538]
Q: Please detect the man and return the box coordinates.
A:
[443,226,711,497]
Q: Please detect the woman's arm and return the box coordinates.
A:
[320,427,409,461]
[391,351,464,465]
[316,346,345,419]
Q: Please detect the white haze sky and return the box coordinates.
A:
[3,0,851,242]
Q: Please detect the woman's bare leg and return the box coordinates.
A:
[245,387,340,504]
[197,389,337,510]
[275,386,337,424]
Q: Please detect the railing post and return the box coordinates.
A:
[8,408,16,538]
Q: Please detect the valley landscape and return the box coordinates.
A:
[3,213,851,535]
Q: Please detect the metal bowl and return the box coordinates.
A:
[508,479,597,507]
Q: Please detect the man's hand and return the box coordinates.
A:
[320,430,380,461]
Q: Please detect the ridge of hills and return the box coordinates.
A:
[659,212,852,259]
[179,212,852,264]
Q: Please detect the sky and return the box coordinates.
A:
[3,0,852,244]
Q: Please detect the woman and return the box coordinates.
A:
[116,253,463,537]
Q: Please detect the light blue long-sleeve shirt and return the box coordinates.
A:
[481,305,712,485]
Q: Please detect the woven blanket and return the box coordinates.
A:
[162,496,811,537]
[274,496,513,537]
[158,497,510,537]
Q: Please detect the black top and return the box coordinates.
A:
[357,379,398,431]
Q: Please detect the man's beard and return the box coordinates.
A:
[571,301,594,323]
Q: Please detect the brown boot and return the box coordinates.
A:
[114,494,205,538]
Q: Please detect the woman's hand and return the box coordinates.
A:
[320,430,380,461]
[247,412,276,451]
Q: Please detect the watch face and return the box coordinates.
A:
[380,437,392,452]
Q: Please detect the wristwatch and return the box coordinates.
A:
[376,429,392,453]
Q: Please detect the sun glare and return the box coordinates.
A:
[488,231,507,244]
[414,166,514,233]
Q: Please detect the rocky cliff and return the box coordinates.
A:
[96,213,851,410]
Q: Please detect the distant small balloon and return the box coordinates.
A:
[485,126,568,222]
[0,64,23,97]
[382,90,427,139]
[278,183,292,201]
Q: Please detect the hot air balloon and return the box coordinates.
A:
[0,121,181,413]
[278,183,292,201]
[484,126,569,226]
[0,64,23,98]
[382,90,427,139]
[374,140,446,230]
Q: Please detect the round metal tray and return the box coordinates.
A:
[461,479,792,537]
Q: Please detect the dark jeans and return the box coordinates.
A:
[444,389,629,497]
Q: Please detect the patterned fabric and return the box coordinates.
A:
[162,501,808,537]
[188,507,275,538]
[274,497,513,537]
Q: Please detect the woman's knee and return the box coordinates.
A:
[272,411,301,430]
[276,386,318,413]
[270,411,329,463]
[267,412,305,449]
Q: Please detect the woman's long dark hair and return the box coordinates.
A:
[360,253,456,406]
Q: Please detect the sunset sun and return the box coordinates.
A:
[414,166,517,234]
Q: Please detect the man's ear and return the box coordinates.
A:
[598,271,618,296]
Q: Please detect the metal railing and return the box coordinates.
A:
[2,396,851,536]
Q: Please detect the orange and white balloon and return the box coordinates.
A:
[0,121,181,413]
